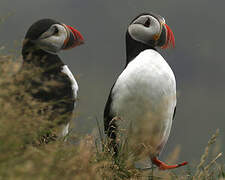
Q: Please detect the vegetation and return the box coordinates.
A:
[0,52,224,179]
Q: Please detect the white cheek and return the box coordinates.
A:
[47,34,67,48]
[128,21,161,45]
[37,26,68,53]
[129,24,151,43]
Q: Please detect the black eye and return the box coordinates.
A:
[144,18,151,27]
[53,27,59,35]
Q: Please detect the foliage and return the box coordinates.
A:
[0,54,224,180]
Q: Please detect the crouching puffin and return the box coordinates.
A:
[104,13,187,170]
[21,19,84,138]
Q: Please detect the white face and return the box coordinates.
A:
[128,15,162,45]
[35,24,68,53]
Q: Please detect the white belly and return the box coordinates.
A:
[111,49,176,156]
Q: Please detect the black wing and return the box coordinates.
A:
[104,83,116,137]
[172,106,176,120]
[103,83,119,155]
[20,56,75,125]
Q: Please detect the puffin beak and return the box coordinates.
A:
[62,24,84,50]
[161,23,175,49]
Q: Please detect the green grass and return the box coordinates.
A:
[0,53,224,180]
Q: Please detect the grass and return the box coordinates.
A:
[0,52,224,179]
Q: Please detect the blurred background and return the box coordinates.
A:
[0,0,224,163]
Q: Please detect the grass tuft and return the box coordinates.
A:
[0,52,224,179]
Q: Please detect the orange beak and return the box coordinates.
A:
[62,24,84,50]
[161,23,175,49]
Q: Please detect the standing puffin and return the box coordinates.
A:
[104,13,187,170]
[21,19,84,138]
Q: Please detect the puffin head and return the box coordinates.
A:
[128,13,175,49]
[23,19,84,54]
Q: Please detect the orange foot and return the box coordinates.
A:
[151,157,188,170]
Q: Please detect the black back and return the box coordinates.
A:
[21,51,75,125]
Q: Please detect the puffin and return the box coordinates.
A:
[20,19,84,139]
[104,13,187,170]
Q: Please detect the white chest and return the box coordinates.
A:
[110,49,176,153]
[112,49,176,115]
[61,65,78,99]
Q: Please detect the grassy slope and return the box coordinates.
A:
[0,53,224,180]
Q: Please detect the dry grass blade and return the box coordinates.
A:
[193,129,222,180]
[204,152,223,172]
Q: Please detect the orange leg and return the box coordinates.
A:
[151,157,188,170]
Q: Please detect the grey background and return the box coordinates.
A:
[1,0,224,163]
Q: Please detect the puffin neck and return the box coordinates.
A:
[125,31,156,66]
[22,41,64,70]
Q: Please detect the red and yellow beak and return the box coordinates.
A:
[161,23,175,49]
[62,24,84,50]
